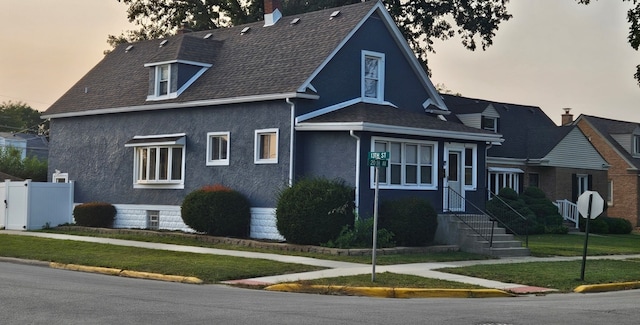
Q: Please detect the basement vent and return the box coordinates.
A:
[240,27,251,35]
[330,10,341,19]
[159,40,168,47]
[290,18,300,25]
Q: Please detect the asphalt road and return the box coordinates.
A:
[1,261,638,325]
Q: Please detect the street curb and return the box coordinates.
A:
[49,262,203,284]
[264,284,514,298]
[574,281,640,293]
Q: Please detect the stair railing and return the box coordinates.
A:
[554,199,579,229]
[446,187,496,247]
[486,190,529,247]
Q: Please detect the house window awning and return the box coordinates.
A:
[488,167,524,173]
[124,133,186,147]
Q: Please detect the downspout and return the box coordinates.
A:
[350,130,360,217]
[286,98,295,186]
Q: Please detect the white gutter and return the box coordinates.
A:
[349,130,360,216]
[287,98,295,186]
[42,92,320,119]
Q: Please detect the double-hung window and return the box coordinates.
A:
[255,128,278,164]
[633,135,640,155]
[362,50,385,102]
[125,133,186,189]
[372,137,437,189]
[206,132,229,166]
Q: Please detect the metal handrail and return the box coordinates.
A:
[446,187,496,247]
[486,189,529,247]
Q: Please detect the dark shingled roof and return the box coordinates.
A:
[578,114,640,169]
[442,94,569,159]
[44,1,378,116]
[302,102,500,137]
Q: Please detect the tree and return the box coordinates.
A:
[110,0,512,71]
[0,101,48,135]
[578,0,640,86]
[0,147,47,181]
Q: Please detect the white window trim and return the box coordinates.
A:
[52,171,69,183]
[607,179,614,206]
[463,145,478,190]
[206,132,230,166]
[370,136,438,190]
[126,133,186,190]
[633,135,640,156]
[482,116,498,133]
[361,50,385,103]
[254,128,279,164]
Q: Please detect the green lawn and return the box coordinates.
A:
[3,230,639,293]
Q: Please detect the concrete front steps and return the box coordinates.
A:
[436,214,530,258]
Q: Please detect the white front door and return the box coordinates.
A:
[444,147,465,211]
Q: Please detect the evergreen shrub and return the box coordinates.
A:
[181,184,250,237]
[323,217,395,249]
[73,202,116,228]
[276,178,355,245]
[379,197,437,246]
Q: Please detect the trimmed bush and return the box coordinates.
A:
[276,178,355,245]
[73,202,116,228]
[324,217,395,249]
[379,197,437,246]
[181,185,251,237]
[603,217,633,234]
[520,186,564,233]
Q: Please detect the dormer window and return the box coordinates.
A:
[634,135,640,155]
[362,50,385,102]
[157,64,170,96]
[145,60,211,101]
[482,116,498,133]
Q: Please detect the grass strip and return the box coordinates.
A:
[0,234,322,284]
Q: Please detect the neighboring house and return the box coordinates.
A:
[572,114,640,227]
[0,172,22,181]
[42,0,502,239]
[443,95,608,206]
[0,132,49,161]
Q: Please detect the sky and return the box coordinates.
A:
[1,0,639,126]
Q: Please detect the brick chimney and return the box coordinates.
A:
[264,0,282,27]
[561,108,574,125]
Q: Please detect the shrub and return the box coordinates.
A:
[603,217,633,234]
[73,202,116,228]
[379,197,437,246]
[181,185,251,237]
[520,186,564,231]
[323,217,395,249]
[276,178,355,245]
[579,217,609,234]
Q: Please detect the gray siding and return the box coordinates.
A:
[48,101,291,207]
[295,131,357,184]
[544,128,607,170]
[456,114,481,129]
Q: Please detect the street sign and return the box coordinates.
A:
[368,152,390,160]
[368,158,388,167]
[577,191,604,219]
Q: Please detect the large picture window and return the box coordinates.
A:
[371,137,437,189]
[125,133,186,189]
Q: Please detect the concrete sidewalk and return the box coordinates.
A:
[3,230,640,296]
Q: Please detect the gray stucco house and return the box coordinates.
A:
[43,0,502,240]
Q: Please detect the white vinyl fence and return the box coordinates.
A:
[0,180,74,230]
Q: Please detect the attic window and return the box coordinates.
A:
[633,135,640,155]
[290,18,300,25]
[361,50,385,103]
[240,27,251,35]
[159,40,168,47]
[481,116,498,133]
[145,60,212,101]
[330,10,341,19]
[156,64,170,96]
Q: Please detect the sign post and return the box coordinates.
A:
[576,190,605,281]
[368,151,389,282]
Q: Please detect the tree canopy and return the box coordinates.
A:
[0,101,47,135]
[110,0,513,71]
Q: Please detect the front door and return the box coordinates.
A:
[444,148,465,211]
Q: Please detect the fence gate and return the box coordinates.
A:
[1,180,74,230]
